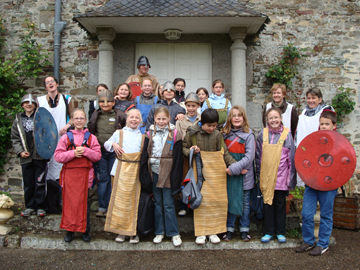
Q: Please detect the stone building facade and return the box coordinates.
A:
[1,0,360,191]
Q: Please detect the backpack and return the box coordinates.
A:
[181,148,204,210]
[66,131,91,150]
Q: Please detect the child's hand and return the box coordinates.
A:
[241,169,248,174]
[20,151,30,158]
[190,145,200,153]
[226,168,232,175]
[114,95,120,100]
[74,146,84,158]
[175,114,185,121]
[113,142,124,157]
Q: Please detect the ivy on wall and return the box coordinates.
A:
[0,17,50,172]
[265,44,307,109]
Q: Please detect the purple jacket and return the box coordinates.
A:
[224,128,255,191]
[255,125,296,190]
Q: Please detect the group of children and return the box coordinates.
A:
[11,77,339,256]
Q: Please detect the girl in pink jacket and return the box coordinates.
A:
[54,108,101,243]
[256,107,296,244]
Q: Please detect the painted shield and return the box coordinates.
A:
[34,107,58,160]
[295,130,356,191]
[128,82,142,99]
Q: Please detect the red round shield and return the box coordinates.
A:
[295,130,356,191]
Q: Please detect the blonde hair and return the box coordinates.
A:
[125,109,143,128]
[153,107,172,138]
[140,78,153,88]
[270,83,287,96]
[114,83,132,100]
[221,105,250,134]
[71,108,86,119]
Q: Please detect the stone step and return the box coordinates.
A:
[9,212,300,234]
[1,233,312,251]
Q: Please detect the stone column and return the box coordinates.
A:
[229,27,247,110]
[97,27,116,91]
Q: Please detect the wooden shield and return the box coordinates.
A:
[295,130,356,191]
[128,82,142,99]
[34,107,58,159]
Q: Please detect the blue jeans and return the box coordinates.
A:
[227,190,251,233]
[97,151,115,212]
[152,173,179,237]
[301,186,337,248]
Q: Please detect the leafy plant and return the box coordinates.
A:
[290,187,305,199]
[331,87,356,124]
[0,17,51,172]
[286,228,302,239]
[0,187,12,198]
[265,44,307,109]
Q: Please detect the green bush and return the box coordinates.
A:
[0,17,50,172]
[331,87,356,124]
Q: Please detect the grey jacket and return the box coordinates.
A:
[11,112,44,165]
[146,99,186,130]
[223,128,256,191]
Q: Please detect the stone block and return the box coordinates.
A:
[7,178,22,187]
[246,101,263,130]
[5,235,20,248]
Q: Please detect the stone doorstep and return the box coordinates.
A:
[2,234,336,251]
[9,213,301,233]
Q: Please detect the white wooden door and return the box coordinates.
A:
[136,43,212,95]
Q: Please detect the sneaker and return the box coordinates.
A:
[129,235,139,244]
[209,234,221,244]
[277,235,287,243]
[222,231,232,241]
[153,235,164,244]
[309,246,329,256]
[64,231,74,242]
[172,235,182,247]
[21,208,35,217]
[37,209,46,217]
[261,234,273,243]
[195,236,206,245]
[241,232,251,242]
[178,210,187,216]
[96,211,106,217]
[115,235,126,243]
[295,243,316,253]
[82,232,91,242]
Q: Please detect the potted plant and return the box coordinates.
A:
[290,187,305,214]
[333,179,360,230]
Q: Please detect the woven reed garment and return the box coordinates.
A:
[259,127,289,205]
[105,130,145,236]
[194,149,228,236]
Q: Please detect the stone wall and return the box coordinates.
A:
[1,0,360,191]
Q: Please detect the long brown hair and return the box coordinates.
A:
[153,106,172,138]
[114,83,132,101]
[264,107,284,127]
[221,105,250,134]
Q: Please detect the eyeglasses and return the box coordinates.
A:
[73,117,86,121]
[45,80,55,85]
